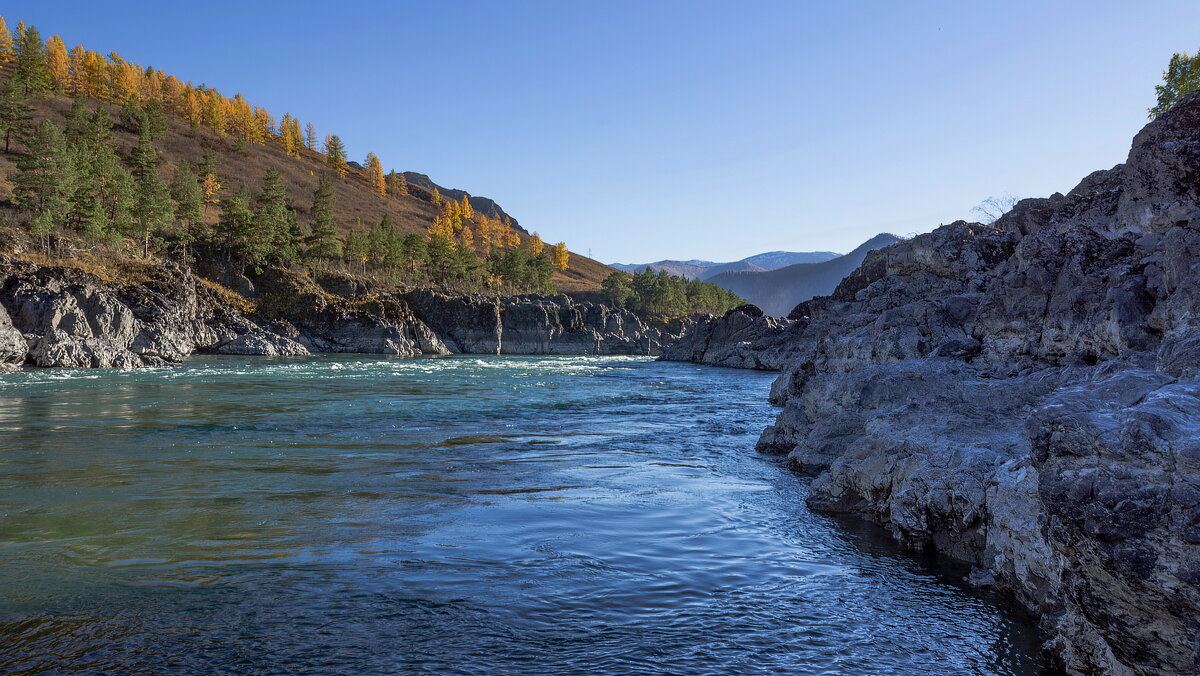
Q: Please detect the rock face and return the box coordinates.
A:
[0,259,682,368]
[659,304,798,370]
[661,92,1200,674]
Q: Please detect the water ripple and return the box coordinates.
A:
[0,355,1050,674]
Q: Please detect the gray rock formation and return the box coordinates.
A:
[0,259,683,368]
[661,92,1200,673]
[660,304,798,370]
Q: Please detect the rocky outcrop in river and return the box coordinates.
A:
[662,93,1200,674]
[0,259,682,368]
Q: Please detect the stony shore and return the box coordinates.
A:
[660,93,1200,674]
[0,259,684,368]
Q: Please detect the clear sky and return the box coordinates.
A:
[6,1,1200,262]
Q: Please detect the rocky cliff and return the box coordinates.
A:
[661,93,1200,674]
[0,259,683,368]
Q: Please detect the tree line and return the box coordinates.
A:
[0,15,572,295]
[601,268,743,317]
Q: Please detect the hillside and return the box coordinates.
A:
[611,250,840,280]
[0,31,614,294]
[705,234,900,316]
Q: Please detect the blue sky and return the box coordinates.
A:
[7,1,1200,262]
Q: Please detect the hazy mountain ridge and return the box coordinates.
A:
[704,234,902,316]
[610,250,840,281]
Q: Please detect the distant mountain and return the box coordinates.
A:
[705,234,902,316]
[610,250,840,280]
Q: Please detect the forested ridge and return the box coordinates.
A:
[0,16,741,317]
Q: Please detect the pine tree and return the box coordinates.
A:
[365,152,386,196]
[254,168,296,264]
[129,130,173,256]
[217,185,265,272]
[324,134,347,176]
[344,226,371,273]
[141,100,167,141]
[12,25,49,96]
[46,35,69,91]
[69,107,134,240]
[400,233,428,280]
[11,120,76,237]
[306,173,341,259]
[0,81,33,153]
[169,161,205,256]
[0,17,13,63]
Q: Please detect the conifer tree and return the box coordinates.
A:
[386,170,409,196]
[306,172,341,259]
[324,134,348,176]
[197,148,222,214]
[254,168,296,264]
[364,152,386,196]
[12,25,49,95]
[217,185,264,272]
[430,187,443,206]
[0,82,33,153]
[552,242,570,271]
[400,233,428,279]
[129,131,173,256]
[0,17,13,63]
[169,161,205,256]
[459,195,473,219]
[46,35,69,91]
[69,108,134,240]
[12,119,75,217]
[304,122,318,150]
[528,232,544,257]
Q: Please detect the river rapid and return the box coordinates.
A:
[0,355,1051,674]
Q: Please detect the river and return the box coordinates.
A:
[0,355,1050,674]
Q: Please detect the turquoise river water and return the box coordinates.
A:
[0,355,1052,674]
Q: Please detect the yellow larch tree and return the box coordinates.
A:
[181,86,203,126]
[459,225,475,250]
[528,232,544,257]
[503,218,521,247]
[429,215,455,238]
[552,243,570,271]
[304,122,318,150]
[46,35,69,91]
[0,17,12,63]
[66,44,85,93]
[80,49,109,99]
[459,195,473,219]
[253,107,275,142]
[161,74,184,112]
[280,113,298,155]
[201,90,227,134]
[200,173,222,213]
[365,152,386,196]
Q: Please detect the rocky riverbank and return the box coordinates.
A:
[0,258,684,368]
[661,94,1200,674]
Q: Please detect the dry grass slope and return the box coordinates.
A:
[0,68,615,293]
